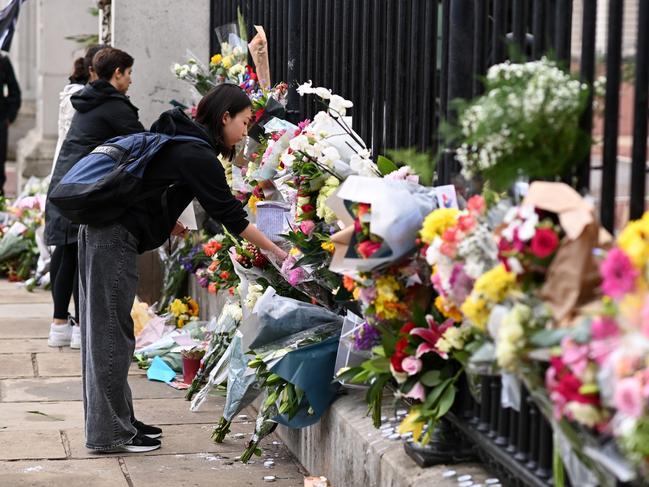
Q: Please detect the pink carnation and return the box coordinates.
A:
[600,248,638,299]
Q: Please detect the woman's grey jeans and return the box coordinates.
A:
[78,223,139,450]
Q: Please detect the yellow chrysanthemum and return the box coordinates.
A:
[169,299,188,317]
[420,208,460,245]
[398,408,425,442]
[473,264,516,303]
[248,194,260,215]
[618,213,649,271]
[435,295,463,322]
[210,53,223,65]
[461,296,489,331]
[321,241,335,253]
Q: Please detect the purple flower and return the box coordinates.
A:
[353,322,381,351]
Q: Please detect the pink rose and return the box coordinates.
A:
[614,377,645,418]
[357,240,382,258]
[299,220,316,236]
[401,356,422,376]
[404,381,426,402]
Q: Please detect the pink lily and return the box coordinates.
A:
[410,316,454,359]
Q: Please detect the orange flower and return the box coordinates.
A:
[208,282,218,294]
[220,271,231,280]
[208,261,219,273]
[343,275,356,292]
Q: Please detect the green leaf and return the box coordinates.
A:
[377,155,398,176]
[530,328,569,348]
[578,383,599,395]
[420,370,442,387]
[435,385,456,419]
[363,356,391,374]
[424,379,452,410]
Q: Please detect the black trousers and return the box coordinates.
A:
[0,121,7,192]
[50,243,79,321]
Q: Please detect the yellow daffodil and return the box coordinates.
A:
[210,53,223,65]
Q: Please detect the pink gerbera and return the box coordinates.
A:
[600,248,639,299]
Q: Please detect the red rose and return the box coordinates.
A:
[301,204,315,214]
[395,337,409,354]
[400,322,416,334]
[255,107,266,123]
[357,240,382,258]
[530,227,559,259]
[220,271,230,280]
[390,351,407,372]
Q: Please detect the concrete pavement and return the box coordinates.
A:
[0,279,306,487]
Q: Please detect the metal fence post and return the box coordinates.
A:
[441,0,475,185]
[286,0,302,124]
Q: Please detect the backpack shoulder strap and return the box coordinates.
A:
[168,135,213,150]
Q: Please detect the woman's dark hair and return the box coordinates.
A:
[92,47,134,81]
[83,44,106,76]
[195,83,252,160]
[68,57,88,84]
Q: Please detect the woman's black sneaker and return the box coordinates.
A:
[133,419,163,439]
[106,433,161,453]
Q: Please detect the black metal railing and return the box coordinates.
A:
[211,0,649,234]
[208,0,649,484]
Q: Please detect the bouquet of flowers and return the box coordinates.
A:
[172,56,215,96]
[421,195,499,321]
[497,203,562,289]
[453,57,590,190]
[167,296,200,329]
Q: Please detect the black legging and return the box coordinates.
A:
[50,243,79,321]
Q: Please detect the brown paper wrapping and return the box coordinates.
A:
[522,182,607,325]
[248,26,271,90]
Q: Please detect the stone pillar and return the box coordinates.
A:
[111,0,209,128]
[16,0,97,187]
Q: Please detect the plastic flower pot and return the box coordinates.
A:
[182,356,202,384]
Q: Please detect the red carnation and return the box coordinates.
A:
[400,322,416,335]
[530,227,559,259]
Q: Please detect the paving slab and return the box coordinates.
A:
[0,400,85,431]
[123,451,304,487]
[0,458,128,486]
[0,319,49,338]
[0,353,34,378]
[66,423,292,459]
[0,375,182,402]
[0,338,53,354]
[0,303,53,319]
[0,291,52,304]
[0,430,67,460]
[35,352,82,377]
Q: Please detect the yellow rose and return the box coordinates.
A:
[210,53,223,65]
[221,55,233,70]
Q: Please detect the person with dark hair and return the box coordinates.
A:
[78,83,286,454]
[46,45,107,351]
[0,53,20,196]
[45,46,143,354]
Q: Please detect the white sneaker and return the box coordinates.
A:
[48,323,72,347]
[70,325,81,349]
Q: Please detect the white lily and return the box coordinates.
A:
[296,80,315,96]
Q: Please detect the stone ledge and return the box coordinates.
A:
[252,390,491,487]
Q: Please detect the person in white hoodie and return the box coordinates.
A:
[47,45,105,349]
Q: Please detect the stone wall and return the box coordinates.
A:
[111,0,210,128]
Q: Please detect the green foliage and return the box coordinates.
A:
[386,148,436,186]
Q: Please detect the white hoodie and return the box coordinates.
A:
[50,83,84,176]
